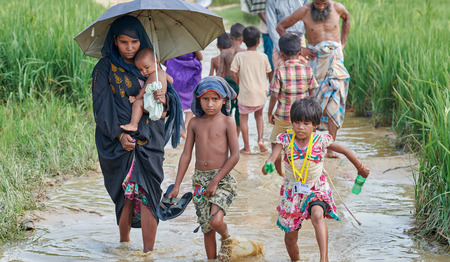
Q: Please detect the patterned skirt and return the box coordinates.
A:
[121,154,152,220]
[277,173,341,232]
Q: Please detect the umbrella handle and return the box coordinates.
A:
[149,17,158,83]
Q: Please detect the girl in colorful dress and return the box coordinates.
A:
[262,98,369,262]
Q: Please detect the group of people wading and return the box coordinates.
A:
[91,1,369,262]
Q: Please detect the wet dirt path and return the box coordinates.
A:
[1,3,448,261]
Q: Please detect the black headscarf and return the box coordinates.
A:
[101,15,183,148]
[101,15,152,81]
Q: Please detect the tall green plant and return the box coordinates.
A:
[344,0,449,248]
[0,95,97,242]
[0,0,103,242]
[394,82,450,248]
[0,0,104,102]
[344,0,448,126]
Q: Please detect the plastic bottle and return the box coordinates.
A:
[352,175,366,194]
[264,162,275,173]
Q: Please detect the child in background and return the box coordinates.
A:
[262,98,370,262]
[165,50,203,138]
[217,23,246,137]
[267,33,318,176]
[230,26,272,154]
[168,76,240,261]
[209,33,231,76]
[120,48,172,132]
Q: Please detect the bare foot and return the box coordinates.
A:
[325,150,340,158]
[258,141,268,152]
[120,124,138,132]
[240,148,251,155]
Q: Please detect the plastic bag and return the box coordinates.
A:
[143,81,163,121]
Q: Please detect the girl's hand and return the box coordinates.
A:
[357,165,370,178]
[262,164,268,175]
[205,181,218,197]
[119,133,135,151]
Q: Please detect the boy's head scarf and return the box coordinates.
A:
[191,76,237,117]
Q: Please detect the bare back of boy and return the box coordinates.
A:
[218,46,245,79]
[190,114,238,171]
[209,55,220,76]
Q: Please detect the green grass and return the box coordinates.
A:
[342,0,449,248]
[0,0,103,102]
[214,6,260,28]
[0,95,97,242]
[210,0,240,6]
[0,0,104,242]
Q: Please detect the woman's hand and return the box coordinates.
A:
[128,96,136,103]
[153,89,167,106]
[119,133,135,151]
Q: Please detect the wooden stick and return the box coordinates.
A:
[326,173,362,226]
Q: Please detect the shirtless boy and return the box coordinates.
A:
[168,76,240,260]
[217,23,246,136]
[209,33,231,76]
[120,48,172,131]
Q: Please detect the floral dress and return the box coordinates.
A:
[276,132,341,232]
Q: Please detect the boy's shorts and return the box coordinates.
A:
[270,116,292,143]
[192,169,237,233]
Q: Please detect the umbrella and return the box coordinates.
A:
[74,0,225,62]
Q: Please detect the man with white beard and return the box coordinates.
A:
[277,0,351,158]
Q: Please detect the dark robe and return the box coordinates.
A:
[92,57,171,227]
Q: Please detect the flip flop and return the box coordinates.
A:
[157,184,193,221]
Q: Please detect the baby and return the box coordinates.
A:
[120,48,173,131]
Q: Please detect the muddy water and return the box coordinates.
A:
[1,41,448,262]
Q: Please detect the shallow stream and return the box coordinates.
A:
[1,39,447,262]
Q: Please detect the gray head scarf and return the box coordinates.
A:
[191,76,237,117]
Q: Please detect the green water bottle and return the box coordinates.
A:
[352,175,366,194]
[264,162,275,173]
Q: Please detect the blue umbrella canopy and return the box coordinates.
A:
[75,0,225,62]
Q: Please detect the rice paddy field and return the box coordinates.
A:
[0,0,448,251]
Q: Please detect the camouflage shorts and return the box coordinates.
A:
[192,169,238,233]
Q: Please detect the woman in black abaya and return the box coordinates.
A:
[91,15,182,253]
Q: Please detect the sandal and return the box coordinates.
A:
[156,184,193,221]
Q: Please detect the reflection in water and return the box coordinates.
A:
[1,40,447,262]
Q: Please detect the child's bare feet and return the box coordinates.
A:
[258,141,268,152]
[120,124,138,132]
[240,148,251,155]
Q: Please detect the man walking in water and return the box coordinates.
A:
[277,0,350,158]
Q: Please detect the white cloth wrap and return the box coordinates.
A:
[143,81,163,121]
